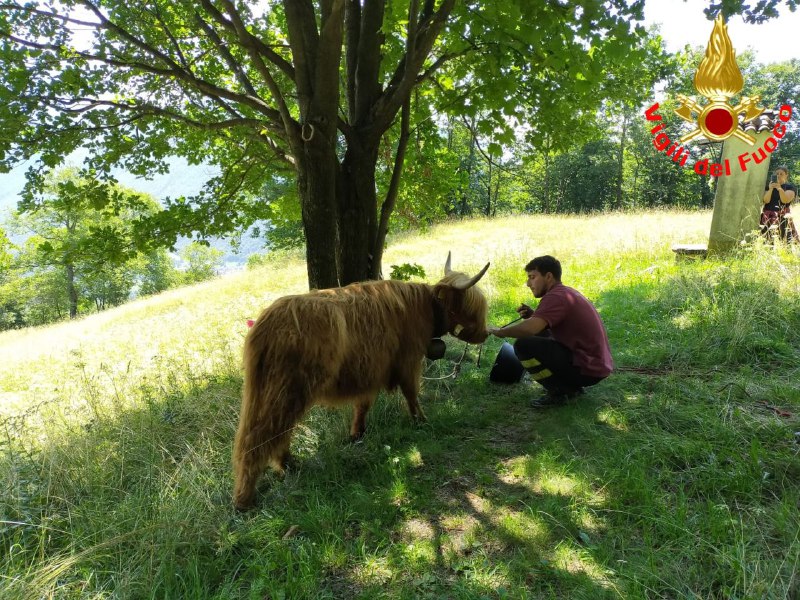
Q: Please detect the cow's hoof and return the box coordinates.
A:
[349,432,365,444]
[281,454,298,472]
[233,495,257,512]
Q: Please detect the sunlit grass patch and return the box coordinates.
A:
[548,542,620,590]
[594,406,629,432]
[501,451,596,502]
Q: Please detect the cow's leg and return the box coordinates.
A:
[232,460,257,511]
[350,393,376,442]
[233,411,281,511]
[399,364,426,423]
[233,377,311,511]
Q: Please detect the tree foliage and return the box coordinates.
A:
[0,0,672,288]
[0,226,12,272]
[705,0,798,23]
[1,1,795,293]
[0,168,174,326]
[179,241,224,284]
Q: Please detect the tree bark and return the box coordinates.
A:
[337,138,380,285]
[462,117,476,215]
[284,0,345,289]
[296,140,341,290]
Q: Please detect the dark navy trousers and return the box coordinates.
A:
[513,333,603,394]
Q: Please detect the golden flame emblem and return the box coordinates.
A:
[674,14,763,144]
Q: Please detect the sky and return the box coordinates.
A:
[2,1,799,211]
[643,0,800,63]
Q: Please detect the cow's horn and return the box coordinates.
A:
[444,251,452,275]
[452,262,490,290]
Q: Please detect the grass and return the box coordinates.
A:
[2,209,799,598]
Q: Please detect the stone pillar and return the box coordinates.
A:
[707,129,773,253]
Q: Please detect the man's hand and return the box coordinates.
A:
[488,326,506,337]
[516,303,534,319]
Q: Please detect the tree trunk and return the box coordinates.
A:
[543,151,551,213]
[337,140,379,285]
[701,173,712,208]
[66,263,78,319]
[461,117,476,216]
[616,112,628,210]
[485,158,492,216]
[297,140,340,290]
[492,175,500,217]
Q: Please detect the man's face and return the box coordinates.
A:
[776,169,789,185]
[526,269,550,298]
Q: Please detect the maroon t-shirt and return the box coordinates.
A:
[532,283,614,377]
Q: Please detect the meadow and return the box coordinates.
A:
[1,210,799,599]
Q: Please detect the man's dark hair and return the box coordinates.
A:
[525,255,562,281]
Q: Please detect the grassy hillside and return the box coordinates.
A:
[2,210,799,599]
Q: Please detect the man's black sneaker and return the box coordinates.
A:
[531,388,583,409]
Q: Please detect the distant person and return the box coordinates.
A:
[760,166,797,243]
[488,256,613,408]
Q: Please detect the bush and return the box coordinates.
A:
[389,263,426,281]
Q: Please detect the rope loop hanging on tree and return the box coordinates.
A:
[301,122,315,142]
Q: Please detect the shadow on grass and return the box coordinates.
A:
[245,363,626,600]
[3,261,800,599]
[0,370,245,599]
[2,345,625,599]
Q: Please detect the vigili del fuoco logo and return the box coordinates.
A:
[643,14,792,177]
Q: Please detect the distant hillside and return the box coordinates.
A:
[0,155,269,269]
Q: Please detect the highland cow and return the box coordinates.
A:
[233,253,490,510]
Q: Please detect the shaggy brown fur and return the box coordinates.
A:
[232,255,490,510]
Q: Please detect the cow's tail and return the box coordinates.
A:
[233,320,309,510]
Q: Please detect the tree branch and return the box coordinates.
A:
[459,116,516,177]
[282,0,319,115]
[148,4,190,69]
[78,0,187,73]
[416,47,474,84]
[344,0,360,123]
[194,10,258,97]
[372,97,411,279]
[353,0,385,125]
[0,28,284,125]
[218,0,300,143]
[371,0,456,138]
[0,3,102,28]
[199,0,296,79]
[310,0,345,133]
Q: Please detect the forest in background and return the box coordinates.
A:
[1,37,798,330]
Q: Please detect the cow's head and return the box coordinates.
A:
[432,252,490,344]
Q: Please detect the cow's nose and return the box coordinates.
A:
[472,330,489,344]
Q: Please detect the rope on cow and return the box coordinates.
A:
[422,341,473,380]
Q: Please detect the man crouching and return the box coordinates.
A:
[488,256,613,408]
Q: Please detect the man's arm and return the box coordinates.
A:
[489,316,548,338]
